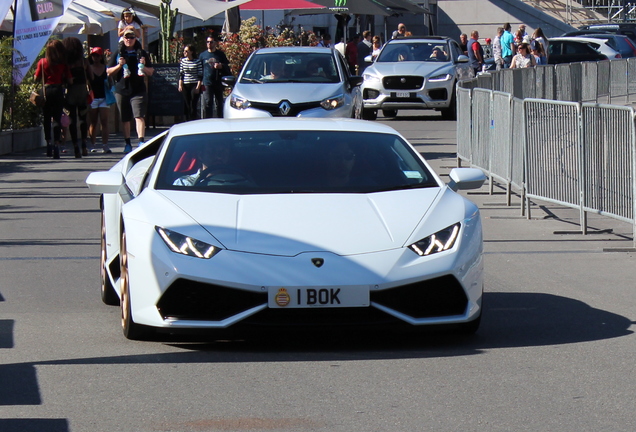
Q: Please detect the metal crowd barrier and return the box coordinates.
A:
[456,84,636,247]
[459,58,636,105]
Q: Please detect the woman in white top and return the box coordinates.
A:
[118,8,143,42]
[371,35,382,60]
[510,42,536,68]
[178,44,203,121]
[531,27,549,63]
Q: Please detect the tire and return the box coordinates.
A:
[100,210,119,306]
[120,229,154,340]
[362,108,377,120]
[382,109,398,118]
[441,88,457,120]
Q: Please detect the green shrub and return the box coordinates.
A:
[0,36,43,130]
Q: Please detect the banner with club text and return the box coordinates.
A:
[12,0,73,85]
[0,4,12,31]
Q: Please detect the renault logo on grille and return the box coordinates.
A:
[311,258,324,268]
[279,100,292,116]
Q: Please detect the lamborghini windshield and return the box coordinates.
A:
[156,130,438,194]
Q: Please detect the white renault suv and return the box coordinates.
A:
[223,47,363,119]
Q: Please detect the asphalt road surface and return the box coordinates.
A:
[1,112,635,431]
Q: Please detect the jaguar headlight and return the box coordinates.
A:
[229,94,251,110]
[363,73,381,84]
[156,227,220,259]
[428,73,452,82]
[320,94,344,110]
[408,223,460,256]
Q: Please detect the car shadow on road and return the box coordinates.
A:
[0,293,633,419]
[158,291,633,356]
[5,292,631,368]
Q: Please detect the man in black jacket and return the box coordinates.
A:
[199,35,230,118]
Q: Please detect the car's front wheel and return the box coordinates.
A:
[362,108,377,120]
[100,209,119,306]
[440,87,457,120]
[120,229,154,340]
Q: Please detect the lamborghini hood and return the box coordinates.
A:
[161,189,442,256]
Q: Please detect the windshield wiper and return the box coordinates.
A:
[241,78,263,83]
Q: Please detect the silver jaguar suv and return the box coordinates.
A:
[361,36,471,120]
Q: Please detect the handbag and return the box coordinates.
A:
[60,111,70,128]
[87,89,95,105]
[30,65,46,107]
[104,78,116,106]
[30,89,45,107]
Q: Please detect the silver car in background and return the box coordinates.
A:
[361,37,471,120]
[223,47,363,119]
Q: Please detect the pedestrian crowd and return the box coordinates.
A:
[460,23,549,73]
[31,7,231,159]
[31,19,417,159]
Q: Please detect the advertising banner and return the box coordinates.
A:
[12,0,73,84]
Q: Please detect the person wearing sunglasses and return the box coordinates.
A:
[107,26,154,153]
[510,42,536,69]
[199,35,230,118]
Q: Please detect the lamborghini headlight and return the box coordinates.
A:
[320,94,345,110]
[428,73,452,82]
[408,223,460,256]
[229,94,251,110]
[156,227,220,259]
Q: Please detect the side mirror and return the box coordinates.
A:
[364,54,373,63]
[222,75,236,87]
[349,76,364,87]
[86,171,134,203]
[86,171,125,194]
[448,168,486,191]
[456,55,470,63]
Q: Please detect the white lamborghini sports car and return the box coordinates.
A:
[86,118,486,340]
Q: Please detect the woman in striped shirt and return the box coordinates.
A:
[178,44,203,121]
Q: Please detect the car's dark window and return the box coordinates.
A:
[240,52,340,83]
[563,41,597,54]
[549,41,562,55]
[449,41,462,60]
[377,42,450,62]
[155,131,437,194]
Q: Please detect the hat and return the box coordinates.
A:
[90,47,103,56]
[123,26,136,37]
[485,38,492,43]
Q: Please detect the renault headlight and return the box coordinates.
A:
[320,94,345,110]
[156,227,220,259]
[428,73,452,82]
[229,94,251,110]
[408,223,460,256]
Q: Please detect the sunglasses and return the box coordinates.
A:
[124,34,136,40]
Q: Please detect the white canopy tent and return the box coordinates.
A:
[2,2,117,34]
